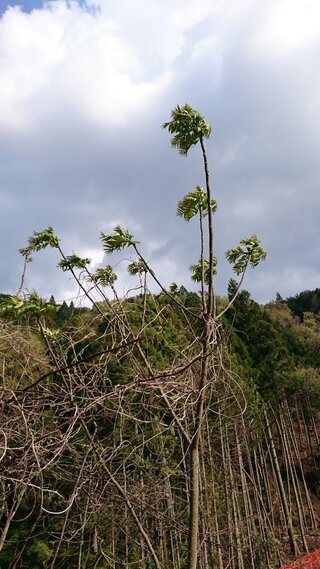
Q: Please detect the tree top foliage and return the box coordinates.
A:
[163,103,211,155]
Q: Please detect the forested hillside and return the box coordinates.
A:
[1,287,320,568]
[1,106,320,569]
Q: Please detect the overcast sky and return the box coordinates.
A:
[1,0,320,303]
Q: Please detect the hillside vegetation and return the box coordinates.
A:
[1,105,320,569]
[1,288,320,568]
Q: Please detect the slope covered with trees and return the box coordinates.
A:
[0,105,320,569]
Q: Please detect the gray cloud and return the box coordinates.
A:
[1,0,320,303]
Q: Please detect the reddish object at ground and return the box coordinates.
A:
[281,549,320,569]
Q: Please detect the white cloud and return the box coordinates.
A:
[251,0,320,57]
[0,0,172,129]
[79,247,104,268]
[0,0,320,303]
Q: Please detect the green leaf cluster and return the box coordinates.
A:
[19,226,59,256]
[163,103,211,155]
[190,258,218,284]
[58,253,91,272]
[226,235,267,275]
[100,226,137,254]
[91,265,117,286]
[0,292,57,320]
[177,186,217,221]
[128,259,148,276]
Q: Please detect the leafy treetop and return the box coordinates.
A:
[100,226,138,254]
[163,103,211,156]
[19,226,59,257]
[226,235,267,275]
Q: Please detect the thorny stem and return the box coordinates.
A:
[188,137,216,569]
[16,254,30,297]
[200,136,214,319]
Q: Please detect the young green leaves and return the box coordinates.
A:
[91,266,117,286]
[226,235,267,275]
[128,259,148,276]
[177,186,217,221]
[163,103,211,156]
[0,292,57,320]
[100,226,137,254]
[20,227,59,257]
[58,254,91,272]
[190,258,218,285]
